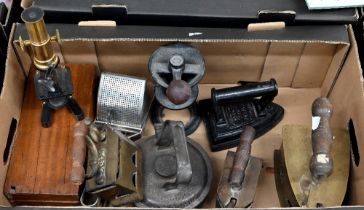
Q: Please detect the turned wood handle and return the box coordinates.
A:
[71,119,90,185]
[229,126,256,189]
[310,97,333,179]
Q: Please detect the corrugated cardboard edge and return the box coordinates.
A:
[0,23,25,206]
[329,25,364,205]
[1,23,364,209]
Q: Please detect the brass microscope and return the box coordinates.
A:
[20,7,83,127]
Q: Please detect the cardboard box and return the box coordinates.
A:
[0,0,22,103]
[0,23,364,208]
[28,0,358,26]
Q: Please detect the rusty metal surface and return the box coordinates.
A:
[136,121,212,208]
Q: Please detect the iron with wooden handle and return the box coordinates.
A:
[274,97,350,207]
[217,126,262,208]
[71,119,91,185]
[310,97,333,181]
[71,118,100,185]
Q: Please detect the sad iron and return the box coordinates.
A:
[136,121,213,208]
[274,97,350,207]
[199,79,284,151]
[71,119,143,207]
[216,126,262,208]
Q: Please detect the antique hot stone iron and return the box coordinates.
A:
[149,43,205,110]
[199,79,284,151]
[217,126,262,208]
[274,97,350,207]
[20,7,83,127]
[96,72,152,140]
[136,121,212,208]
[72,119,143,207]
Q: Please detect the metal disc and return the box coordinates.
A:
[136,136,212,208]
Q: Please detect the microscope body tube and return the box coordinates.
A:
[21,7,59,70]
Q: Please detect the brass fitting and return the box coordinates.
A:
[20,7,60,71]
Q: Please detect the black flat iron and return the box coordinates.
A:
[199,79,284,151]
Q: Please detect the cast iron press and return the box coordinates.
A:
[149,43,205,110]
[199,79,284,151]
[136,121,212,208]
[149,43,205,135]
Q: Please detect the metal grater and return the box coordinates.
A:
[96,72,152,139]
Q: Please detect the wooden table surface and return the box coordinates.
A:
[4,64,97,206]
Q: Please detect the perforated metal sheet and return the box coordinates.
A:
[96,72,151,135]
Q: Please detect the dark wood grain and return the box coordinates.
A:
[229,126,255,189]
[310,97,333,179]
[4,64,97,206]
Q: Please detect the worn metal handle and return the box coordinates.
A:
[229,126,256,190]
[71,119,90,185]
[156,121,193,189]
[310,97,333,180]
[212,79,278,105]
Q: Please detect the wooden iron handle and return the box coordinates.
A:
[229,126,256,189]
[310,97,333,179]
[71,119,90,185]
